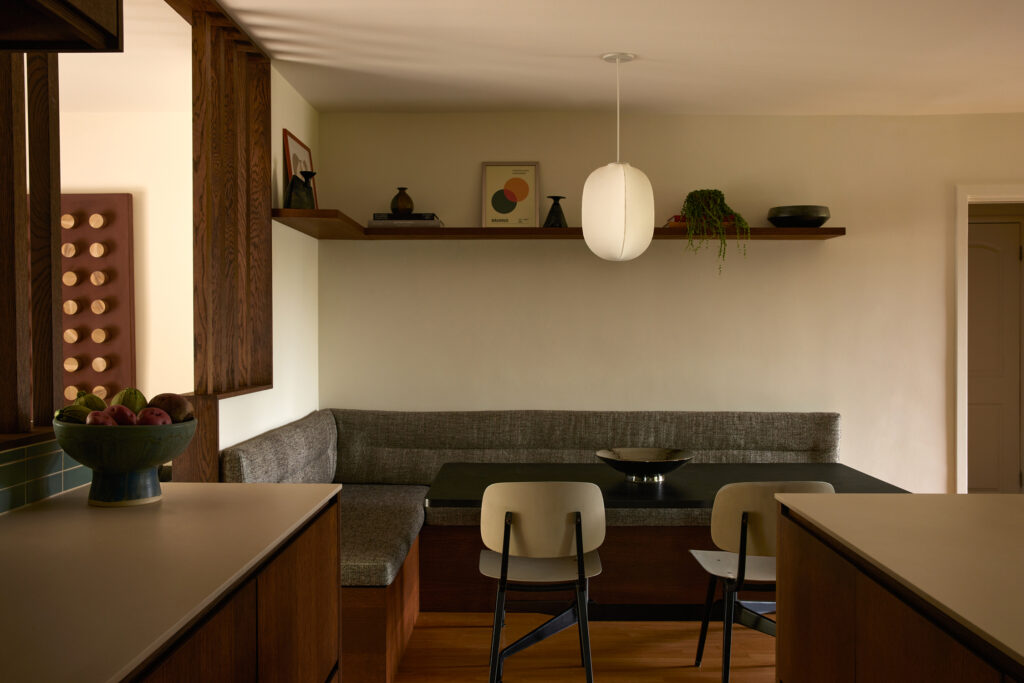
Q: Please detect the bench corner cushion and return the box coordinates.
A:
[341,484,428,587]
[219,409,337,483]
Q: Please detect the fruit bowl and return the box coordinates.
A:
[53,419,196,506]
[595,448,694,483]
[766,205,831,227]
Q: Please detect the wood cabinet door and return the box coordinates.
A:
[776,513,856,683]
[855,574,1001,683]
[258,501,340,683]
[141,579,257,683]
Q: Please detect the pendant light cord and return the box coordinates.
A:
[615,56,621,163]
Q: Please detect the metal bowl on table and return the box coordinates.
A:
[595,448,694,483]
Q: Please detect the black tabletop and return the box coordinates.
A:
[424,462,905,509]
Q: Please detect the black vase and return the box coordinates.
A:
[542,195,568,228]
[391,187,414,216]
[285,171,316,209]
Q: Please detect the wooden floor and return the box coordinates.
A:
[395,612,776,682]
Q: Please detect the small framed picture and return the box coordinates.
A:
[283,129,318,208]
[481,162,539,227]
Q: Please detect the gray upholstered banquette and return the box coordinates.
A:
[219,409,840,588]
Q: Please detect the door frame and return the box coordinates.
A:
[955,184,1024,492]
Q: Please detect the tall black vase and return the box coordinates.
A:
[285,170,317,209]
[542,195,568,228]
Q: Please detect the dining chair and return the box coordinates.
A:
[479,481,606,683]
[690,480,835,683]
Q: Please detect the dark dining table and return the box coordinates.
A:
[419,461,905,618]
[425,461,906,511]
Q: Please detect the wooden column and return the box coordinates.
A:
[176,6,271,481]
[0,54,32,433]
[27,53,62,426]
[193,11,271,397]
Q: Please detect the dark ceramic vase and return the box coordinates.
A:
[542,195,568,228]
[285,171,317,209]
[391,187,414,216]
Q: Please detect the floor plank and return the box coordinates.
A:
[396,612,775,682]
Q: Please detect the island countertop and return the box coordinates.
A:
[0,482,341,682]
[776,493,1024,674]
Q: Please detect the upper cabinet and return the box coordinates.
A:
[0,0,123,52]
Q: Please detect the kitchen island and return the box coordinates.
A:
[0,482,341,682]
[776,493,1024,682]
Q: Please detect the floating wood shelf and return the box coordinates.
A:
[272,209,846,241]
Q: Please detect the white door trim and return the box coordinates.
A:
[955,184,1024,492]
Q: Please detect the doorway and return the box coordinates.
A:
[967,203,1024,492]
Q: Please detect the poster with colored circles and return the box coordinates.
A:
[481,162,539,227]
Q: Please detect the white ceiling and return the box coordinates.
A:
[217,0,1024,115]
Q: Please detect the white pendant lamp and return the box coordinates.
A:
[582,53,654,261]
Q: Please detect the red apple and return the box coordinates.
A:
[105,404,137,425]
[137,407,171,426]
[86,410,116,425]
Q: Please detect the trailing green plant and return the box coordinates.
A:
[681,189,750,267]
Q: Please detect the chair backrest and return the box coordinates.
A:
[480,481,606,559]
[710,481,835,557]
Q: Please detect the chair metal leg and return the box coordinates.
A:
[488,584,507,683]
[577,579,594,683]
[695,575,717,667]
[721,582,736,683]
[575,601,585,667]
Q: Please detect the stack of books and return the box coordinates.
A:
[367,212,443,228]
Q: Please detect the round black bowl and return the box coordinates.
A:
[766,205,830,227]
[53,419,196,506]
[595,448,694,483]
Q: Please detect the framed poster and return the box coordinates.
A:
[283,129,318,209]
[481,162,539,227]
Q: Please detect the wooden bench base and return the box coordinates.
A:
[419,525,773,614]
[341,538,420,683]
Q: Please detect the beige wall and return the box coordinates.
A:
[59,0,194,401]
[218,66,321,448]
[60,112,193,398]
[316,111,1024,493]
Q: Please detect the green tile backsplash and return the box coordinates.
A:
[0,439,91,514]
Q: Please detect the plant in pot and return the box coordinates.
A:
[680,189,750,267]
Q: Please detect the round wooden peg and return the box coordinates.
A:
[88,213,105,229]
[90,299,107,315]
[62,271,78,287]
[91,357,109,372]
[89,271,106,286]
[89,242,106,258]
[63,300,79,315]
[61,214,75,229]
[91,328,108,343]
[63,329,79,344]
[63,357,80,372]
[61,243,77,258]
[92,386,108,400]
[64,386,79,401]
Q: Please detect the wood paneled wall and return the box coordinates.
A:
[27,54,62,425]
[0,54,32,433]
[175,3,272,481]
[0,53,61,434]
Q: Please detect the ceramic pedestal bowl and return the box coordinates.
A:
[766,205,831,227]
[53,419,197,506]
[595,448,694,483]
